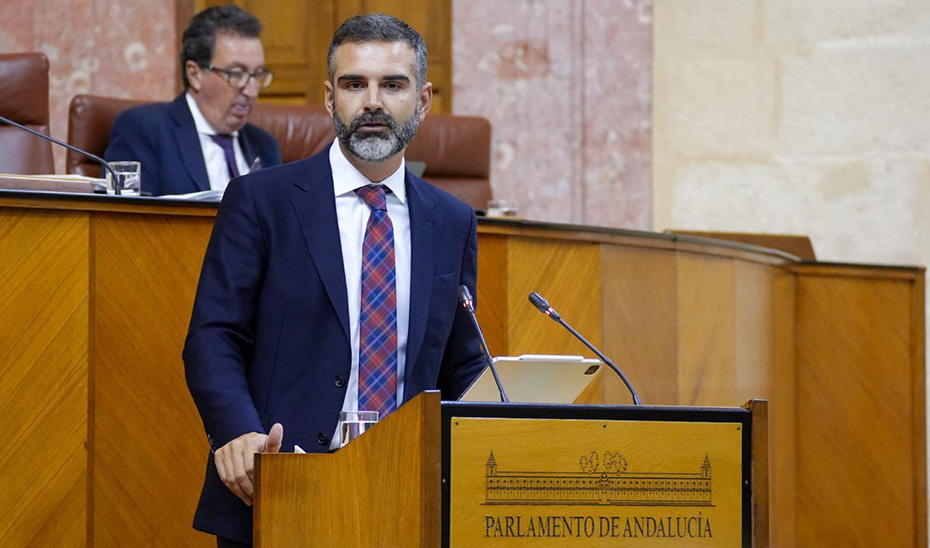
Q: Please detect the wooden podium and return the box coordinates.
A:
[255,392,768,547]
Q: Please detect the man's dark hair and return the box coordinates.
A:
[180,5,262,89]
[327,13,428,89]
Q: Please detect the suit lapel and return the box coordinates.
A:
[168,95,210,192]
[404,174,443,389]
[290,152,351,342]
[238,126,257,168]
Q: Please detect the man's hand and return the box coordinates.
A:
[214,423,284,506]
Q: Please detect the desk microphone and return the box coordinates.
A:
[528,292,642,405]
[0,114,123,194]
[458,285,510,403]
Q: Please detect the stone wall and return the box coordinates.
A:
[653,0,930,266]
[452,0,653,227]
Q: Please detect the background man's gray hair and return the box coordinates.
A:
[327,13,428,89]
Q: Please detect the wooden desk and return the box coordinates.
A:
[0,191,924,547]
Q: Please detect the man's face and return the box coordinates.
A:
[186,33,266,134]
[324,41,432,163]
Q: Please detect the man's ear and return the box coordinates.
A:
[186,61,204,92]
[324,80,334,116]
[418,81,434,120]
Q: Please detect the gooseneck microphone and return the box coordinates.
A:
[458,285,510,403]
[0,114,123,195]
[528,292,642,405]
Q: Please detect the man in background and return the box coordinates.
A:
[105,5,281,196]
[184,13,485,546]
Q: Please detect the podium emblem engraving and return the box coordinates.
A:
[484,451,713,506]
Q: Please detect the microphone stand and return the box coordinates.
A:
[458,285,510,403]
[0,114,122,195]
[529,292,642,405]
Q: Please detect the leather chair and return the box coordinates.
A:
[67,95,143,179]
[67,95,492,209]
[0,53,55,174]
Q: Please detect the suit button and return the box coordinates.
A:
[334,375,346,388]
[317,433,329,445]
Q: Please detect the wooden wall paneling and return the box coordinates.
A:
[3,195,924,547]
[733,261,775,402]
[245,0,316,102]
[599,245,679,405]
[335,0,452,113]
[503,238,600,356]
[183,0,452,109]
[912,271,927,548]
[475,233,507,357]
[743,399,770,548]
[794,270,919,547]
[734,262,795,548]
[0,209,88,547]
[186,1,334,105]
[770,269,798,548]
[676,253,736,406]
[91,214,215,548]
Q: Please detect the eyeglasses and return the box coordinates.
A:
[206,66,275,89]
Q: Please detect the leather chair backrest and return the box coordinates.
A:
[67,95,492,209]
[0,53,54,174]
[67,95,145,178]
[407,114,492,211]
[247,102,335,161]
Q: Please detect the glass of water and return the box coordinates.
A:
[486,199,518,218]
[106,161,141,195]
[338,410,379,448]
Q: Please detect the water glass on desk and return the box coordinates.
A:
[338,410,379,448]
[106,161,141,195]
[486,199,518,218]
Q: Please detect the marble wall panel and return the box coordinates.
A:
[581,0,652,229]
[452,0,652,228]
[0,0,177,174]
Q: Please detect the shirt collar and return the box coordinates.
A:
[185,92,239,137]
[329,140,407,204]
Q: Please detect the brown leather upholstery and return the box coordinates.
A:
[67,95,492,209]
[0,53,54,174]
[407,114,492,211]
[247,103,335,162]
[67,95,146,178]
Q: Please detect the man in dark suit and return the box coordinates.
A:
[183,13,485,547]
[105,5,282,196]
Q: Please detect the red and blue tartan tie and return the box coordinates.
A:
[355,184,398,418]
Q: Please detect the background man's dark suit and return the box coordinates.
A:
[182,147,485,543]
[104,94,282,196]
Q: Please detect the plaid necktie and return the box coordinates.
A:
[355,184,397,418]
[209,134,240,180]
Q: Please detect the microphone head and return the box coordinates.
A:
[528,292,550,312]
[528,292,561,321]
[458,285,475,312]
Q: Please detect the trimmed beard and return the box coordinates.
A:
[333,101,421,163]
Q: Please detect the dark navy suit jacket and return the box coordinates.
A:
[104,94,282,196]
[182,147,485,542]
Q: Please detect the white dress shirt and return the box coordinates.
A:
[185,93,250,192]
[329,142,411,449]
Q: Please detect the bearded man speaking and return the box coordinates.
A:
[182,13,486,547]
